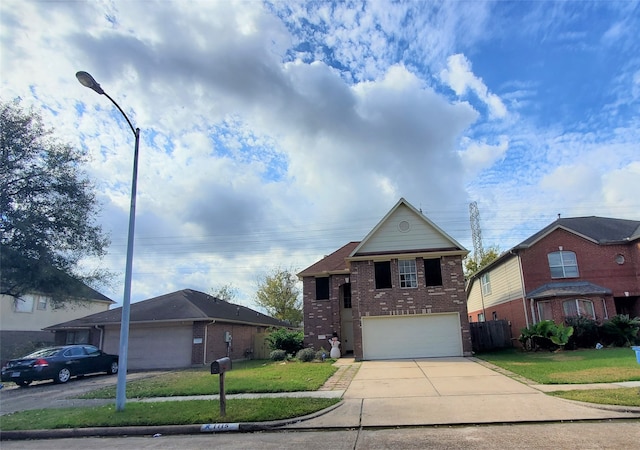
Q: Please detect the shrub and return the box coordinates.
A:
[601,314,640,347]
[269,349,287,361]
[519,320,574,351]
[315,347,328,361]
[296,347,316,362]
[266,327,304,355]
[565,316,600,349]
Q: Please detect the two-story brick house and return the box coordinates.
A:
[466,216,640,338]
[299,198,472,360]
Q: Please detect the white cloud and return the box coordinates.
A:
[2,0,639,307]
[440,54,507,119]
[459,136,509,178]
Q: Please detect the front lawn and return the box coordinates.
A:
[0,359,341,431]
[476,347,640,384]
[0,398,340,431]
[549,388,640,407]
[81,359,338,399]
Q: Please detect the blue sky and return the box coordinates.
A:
[1,1,639,307]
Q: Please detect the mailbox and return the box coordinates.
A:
[211,357,232,374]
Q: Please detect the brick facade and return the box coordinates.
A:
[468,220,640,343]
[303,255,472,360]
[202,322,267,365]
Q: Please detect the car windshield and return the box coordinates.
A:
[23,348,62,358]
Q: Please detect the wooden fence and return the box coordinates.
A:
[469,320,513,352]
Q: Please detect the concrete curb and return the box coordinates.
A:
[0,399,345,441]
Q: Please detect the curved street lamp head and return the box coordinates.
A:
[76,71,105,95]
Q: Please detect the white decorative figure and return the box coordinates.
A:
[329,337,341,358]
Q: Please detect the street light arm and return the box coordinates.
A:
[103,92,137,138]
[76,71,137,137]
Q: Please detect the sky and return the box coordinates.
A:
[2,1,639,308]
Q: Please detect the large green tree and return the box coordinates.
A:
[464,245,501,276]
[1,99,111,306]
[254,267,302,325]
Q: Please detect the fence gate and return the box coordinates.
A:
[470,320,513,352]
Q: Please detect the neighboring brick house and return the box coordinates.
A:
[299,198,472,360]
[45,289,290,370]
[467,216,640,340]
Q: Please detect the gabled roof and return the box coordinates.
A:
[526,281,612,300]
[45,289,290,330]
[466,215,640,286]
[297,242,360,278]
[349,198,467,258]
[517,216,640,248]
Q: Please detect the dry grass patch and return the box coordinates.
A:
[548,367,640,384]
[550,387,640,407]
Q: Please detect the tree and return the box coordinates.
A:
[464,245,501,276]
[254,267,302,325]
[1,99,111,307]
[210,283,239,302]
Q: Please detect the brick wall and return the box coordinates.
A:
[302,276,342,348]
[350,255,471,359]
[203,322,264,365]
[520,229,639,297]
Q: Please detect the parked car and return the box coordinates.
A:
[0,345,118,387]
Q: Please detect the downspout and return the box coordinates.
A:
[479,283,486,322]
[515,251,530,328]
[530,299,536,325]
[94,326,104,348]
[602,298,609,320]
[203,320,215,364]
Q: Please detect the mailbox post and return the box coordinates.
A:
[211,357,232,416]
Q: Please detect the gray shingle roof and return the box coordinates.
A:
[518,216,640,247]
[45,289,290,329]
[526,281,612,299]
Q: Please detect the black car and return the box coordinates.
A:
[1,344,118,387]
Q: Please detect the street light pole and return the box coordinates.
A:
[76,71,140,412]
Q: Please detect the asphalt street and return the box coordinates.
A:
[2,421,639,449]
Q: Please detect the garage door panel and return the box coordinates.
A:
[362,314,462,359]
[102,324,192,370]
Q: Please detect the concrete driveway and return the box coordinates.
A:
[289,357,640,428]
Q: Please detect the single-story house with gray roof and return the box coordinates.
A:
[46,289,291,370]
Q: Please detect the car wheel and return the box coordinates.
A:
[17,380,32,387]
[108,361,118,375]
[55,367,71,384]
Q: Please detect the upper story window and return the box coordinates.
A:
[398,259,417,288]
[548,250,579,278]
[481,273,491,296]
[315,277,329,300]
[374,261,392,289]
[424,258,443,286]
[563,299,595,319]
[37,297,47,310]
[14,296,34,313]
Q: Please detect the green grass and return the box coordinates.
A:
[81,359,338,399]
[550,388,640,407]
[0,398,340,431]
[476,347,640,384]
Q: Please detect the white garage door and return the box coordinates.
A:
[103,323,193,370]
[361,313,462,359]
